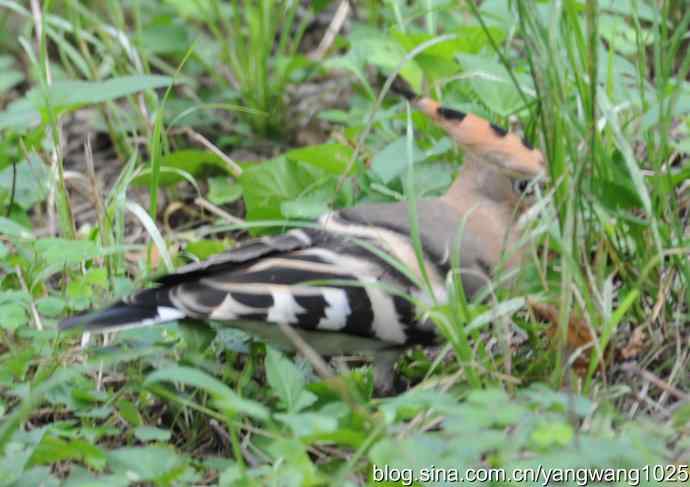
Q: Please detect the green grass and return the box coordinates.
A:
[0,0,689,485]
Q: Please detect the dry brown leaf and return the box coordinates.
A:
[527,298,599,376]
[619,326,646,360]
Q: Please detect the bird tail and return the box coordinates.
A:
[59,288,186,333]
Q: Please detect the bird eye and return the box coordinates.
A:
[514,179,530,194]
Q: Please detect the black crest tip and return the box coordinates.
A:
[437,106,467,121]
[390,76,418,101]
[490,123,508,137]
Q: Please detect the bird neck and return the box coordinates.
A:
[441,156,519,211]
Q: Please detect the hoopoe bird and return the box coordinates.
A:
[60,80,546,392]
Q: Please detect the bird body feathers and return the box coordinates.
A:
[60,82,546,384]
[61,210,446,349]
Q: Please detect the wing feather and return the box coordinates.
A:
[60,218,440,348]
[156,229,313,286]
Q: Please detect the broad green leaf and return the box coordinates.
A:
[10,466,58,487]
[0,367,83,454]
[56,270,106,311]
[456,53,531,116]
[280,185,333,220]
[34,239,100,267]
[672,401,690,429]
[590,151,644,213]
[370,434,463,477]
[521,384,595,417]
[393,26,506,80]
[27,75,173,113]
[0,217,33,239]
[0,157,50,210]
[76,406,114,420]
[599,14,649,56]
[0,55,25,94]
[267,438,323,487]
[208,177,243,205]
[0,290,29,305]
[371,137,425,184]
[380,389,458,424]
[274,412,338,438]
[30,435,106,470]
[218,464,252,487]
[0,71,23,94]
[145,366,269,420]
[531,422,574,449]
[0,444,34,487]
[162,0,214,20]
[2,346,34,379]
[61,467,129,487]
[592,178,644,212]
[116,399,142,427]
[185,239,229,260]
[265,348,316,413]
[395,25,506,58]
[280,199,330,220]
[83,268,108,288]
[71,387,109,406]
[347,24,423,88]
[35,297,65,318]
[409,161,454,197]
[238,157,327,225]
[0,101,41,131]
[286,143,355,175]
[239,157,302,221]
[0,76,173,131]
[178,320,216,351]
[432,389,531,433]
[138,19,192,54]
[323,54,375,99]
[350,25,405,70]
[107,446,187,483]
[0,55,16,70]
[0,303,27,330]
[134,426,172,442]
[133,149,228,187]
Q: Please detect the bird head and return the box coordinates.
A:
[391,77,546,183]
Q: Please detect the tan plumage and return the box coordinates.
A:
[60,79,545,392]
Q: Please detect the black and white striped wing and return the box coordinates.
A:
[58,229,315,333]
[60,224,440,348]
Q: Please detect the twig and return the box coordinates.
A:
[658,348,689,409]
[309,0,350,61]
[194,197,245,225]
[209,419,231,441]
[182,127,243,177]
[95,333,110,392]
[629,387,673,419]
[239,424,260,467]
[622,362,690,402]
